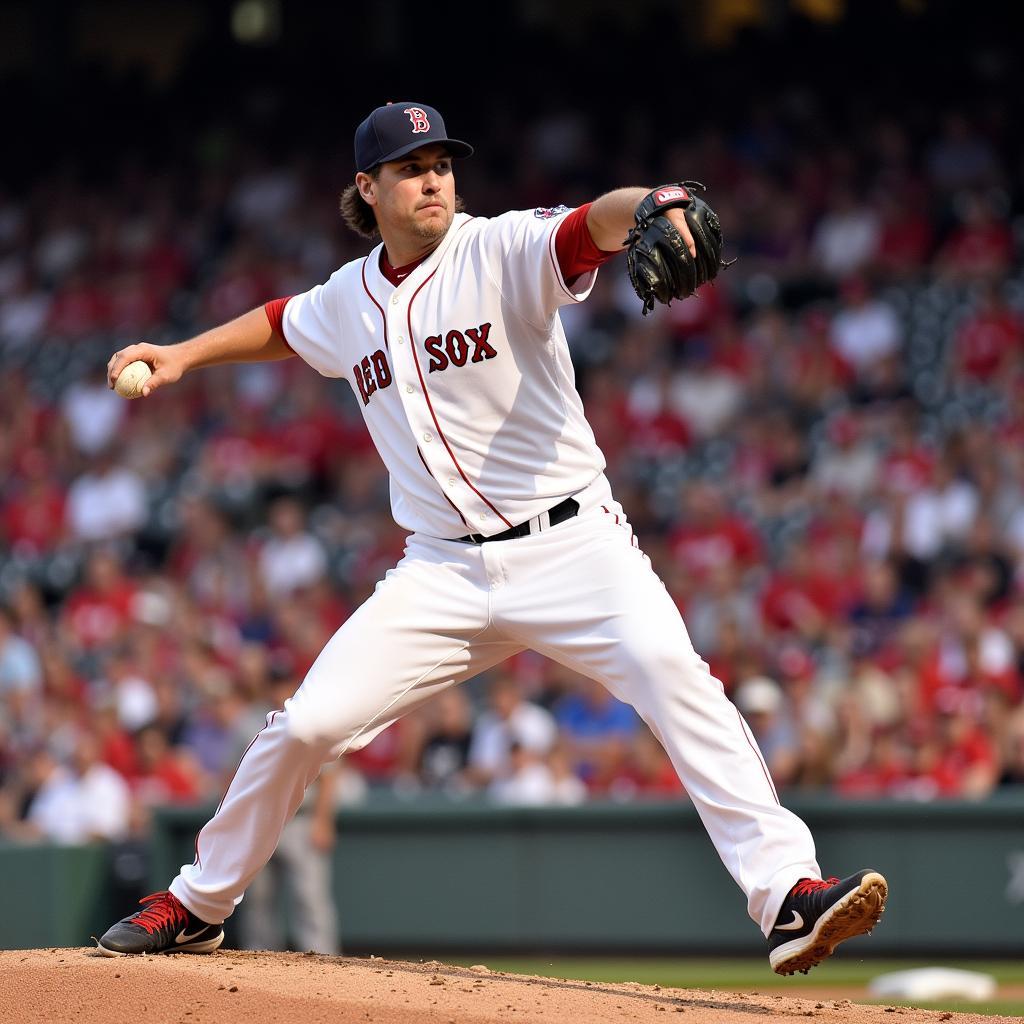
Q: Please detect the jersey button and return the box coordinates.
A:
[391,297,399,306]
[448,477,456,487]
[480,511,489,519]
[423,433,432,442]
[396,335,404,344]
[405,385,413,394]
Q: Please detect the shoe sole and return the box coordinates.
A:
[95,931,225,957]
[770,871,887,976]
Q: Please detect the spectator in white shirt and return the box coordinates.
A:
[25,735,131,845]
[0,269,51,348]
[468,675,557,786]
[66,449,148,542]
[257,496,328,598]
[62,379,127,456]
[102,647,159,733]
[829,277,902,376]
[902,458,979,561]
[812,188,881,278]
[488,742,586,806]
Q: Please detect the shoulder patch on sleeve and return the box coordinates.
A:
[534,205,571,220]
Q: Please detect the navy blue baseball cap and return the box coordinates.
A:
[354,102,473,173]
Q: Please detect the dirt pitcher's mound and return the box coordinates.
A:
[0,948,1006,1024]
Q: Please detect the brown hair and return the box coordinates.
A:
[340,170,381,240]
[339,170,467,240]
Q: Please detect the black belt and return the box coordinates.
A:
[459,497,580,544]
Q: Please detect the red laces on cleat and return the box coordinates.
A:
[131,892,188,934]
[792,876,840,897]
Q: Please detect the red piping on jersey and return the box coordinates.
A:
[548,220,581,302]
[192,709,282,868]
[406,264,513,530]
[360,259,389,350]
[417,446,469,527]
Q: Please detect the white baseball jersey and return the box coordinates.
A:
[279,209,605,538]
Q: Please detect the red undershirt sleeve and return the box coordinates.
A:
[554,203,621,286]
[264,296,295,352]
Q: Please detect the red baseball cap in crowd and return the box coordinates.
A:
[354,102,473,173]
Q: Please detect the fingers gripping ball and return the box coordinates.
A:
[624,181,736,316]
[114,360,153,399]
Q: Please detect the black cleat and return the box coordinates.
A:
[96,891,224,956]
[769,869,887,976]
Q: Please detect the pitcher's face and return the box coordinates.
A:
[358,144,456,246]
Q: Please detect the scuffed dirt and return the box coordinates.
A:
[0,948,1014,1023]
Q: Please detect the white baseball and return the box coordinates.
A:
[114,360,153,399]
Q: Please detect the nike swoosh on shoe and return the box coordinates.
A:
[774,911,804,932]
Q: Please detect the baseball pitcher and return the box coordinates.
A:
[98,102,886,974]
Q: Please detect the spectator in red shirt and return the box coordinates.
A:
[94,702,139,781]
[276,371,366,481]
[107,269,167,334]
[937,192,1013,281]
[668,481,761,583]
[760,543,845,640]
[920,697,999,798]
[1,457,67,555]
[130,725,204,806]
[195,399,288,493]
[604,726,685,800]
[953,282,1023,381]
[878,414,935,496]
[875,187,934,276]
[835,728,913,798]
[47,269,110,338]
[142,223,191,296]
[201,244,275,325]
[345,719,421,789]
[621,377,692,460]
[62,548,138,652]
[916,593,1018,717]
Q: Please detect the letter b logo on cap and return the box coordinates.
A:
[404,107,431,133]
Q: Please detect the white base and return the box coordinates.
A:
[868,967,997,1002]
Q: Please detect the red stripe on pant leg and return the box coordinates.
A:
[192,709,281,868]
[734,706,780,805]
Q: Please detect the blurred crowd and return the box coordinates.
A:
[3,90,1024,850]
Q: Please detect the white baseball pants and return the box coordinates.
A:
[170,475,819,935]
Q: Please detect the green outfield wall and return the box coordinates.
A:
[3,795,1022,952]
[0,842,115,948]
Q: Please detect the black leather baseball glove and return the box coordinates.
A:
[624,182,734,315]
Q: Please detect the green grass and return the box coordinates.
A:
[445,957,1024,1017]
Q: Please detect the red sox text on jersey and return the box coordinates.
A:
[353,322,497,405]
